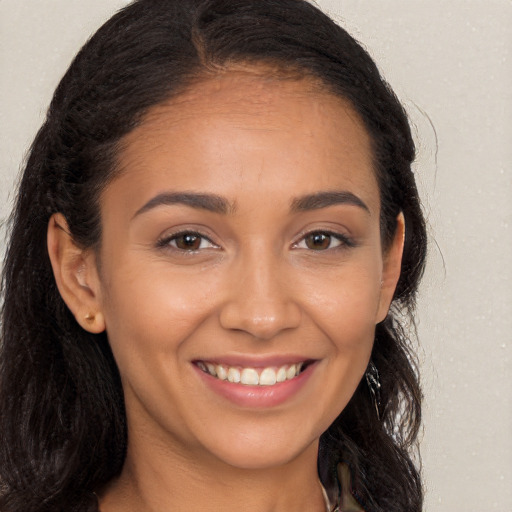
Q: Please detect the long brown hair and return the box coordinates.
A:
[0,1,426,510]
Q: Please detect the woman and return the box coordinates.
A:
[0,1,426,511]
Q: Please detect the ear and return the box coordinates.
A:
[47,213,105,333]
[376,212,405,323]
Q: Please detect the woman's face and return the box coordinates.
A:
[88,71,402,469]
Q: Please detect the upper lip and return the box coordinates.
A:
[192,354,316,368]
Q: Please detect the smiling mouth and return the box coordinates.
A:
[194,361,312,386]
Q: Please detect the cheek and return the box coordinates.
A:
[301,262,382,350]
[99,259,222,369]
[305,265,381,418]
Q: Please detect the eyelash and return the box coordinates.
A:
[157,229,355,253]
[156,230,219,252]
[293,230,356,251]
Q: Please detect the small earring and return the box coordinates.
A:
[84,313,95,322]
[365,361,382,420]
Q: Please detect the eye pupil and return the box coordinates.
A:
[306,233,331,250]
[176,234,201,250]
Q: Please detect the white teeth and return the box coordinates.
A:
[241,368,259,386]
[259,367,277,386]
[227,367,241,383]
[286,364,297,380]
[216,364,227,381]
[197,361,308,386]
[276,366,287,383]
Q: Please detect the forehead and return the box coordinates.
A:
[123,70,369,142]
[109,70,379,214]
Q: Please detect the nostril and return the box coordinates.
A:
[219,300,301,340]
[218,265,302,338]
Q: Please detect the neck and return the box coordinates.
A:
[99,429,326,512]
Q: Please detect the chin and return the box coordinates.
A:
[196,424,320,471]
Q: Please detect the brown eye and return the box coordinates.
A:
[304,232,332,250]
[160,231,217,252]
[174,233,202,250]
[294,231,352,252]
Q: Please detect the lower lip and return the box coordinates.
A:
[193,363,316,409]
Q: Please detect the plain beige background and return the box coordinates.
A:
[1,1,511,510]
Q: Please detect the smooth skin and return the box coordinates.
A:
[48,69,404,512]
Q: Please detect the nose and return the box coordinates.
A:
[219,250,302,340]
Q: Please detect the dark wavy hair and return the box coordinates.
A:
[0,1,427,511]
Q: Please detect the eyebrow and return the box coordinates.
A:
[133,189,369,219]
[133,192,235,218]
[290,191,370,213]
